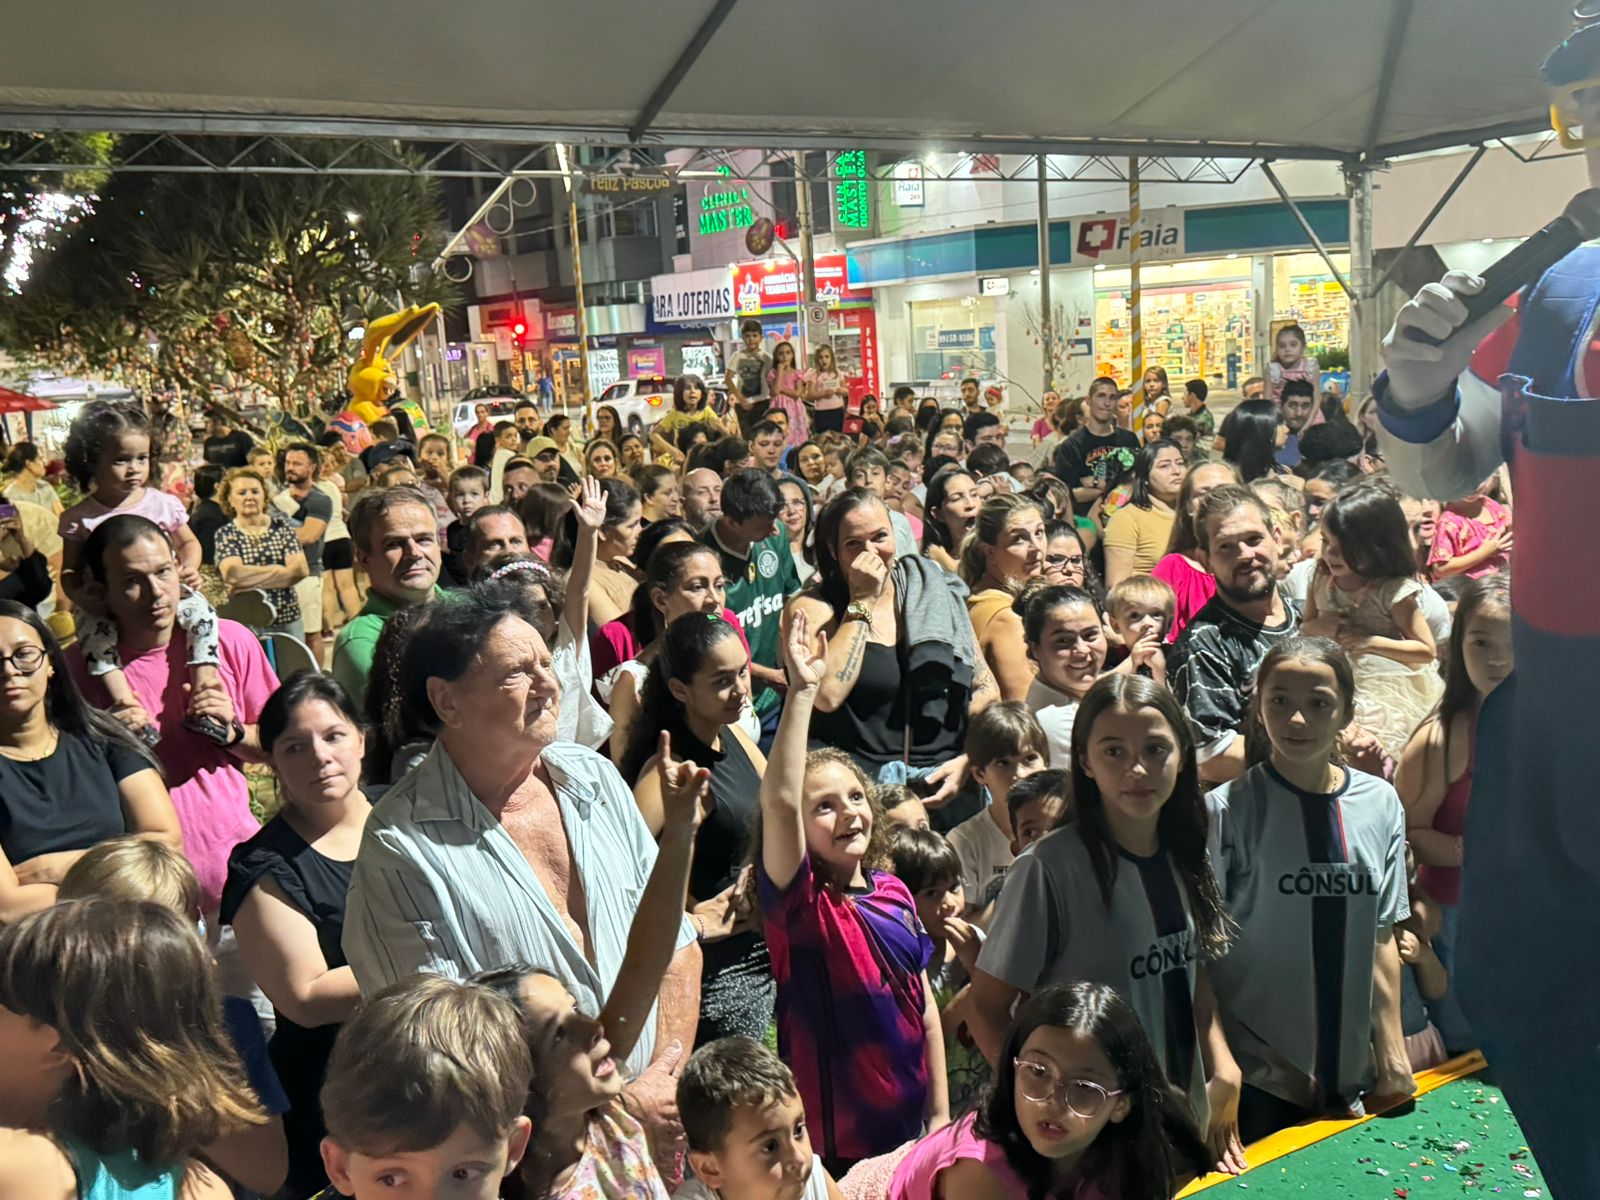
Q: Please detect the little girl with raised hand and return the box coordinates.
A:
[1300,480,1442,761]
[58,400,223,743]
[758,608,948,1177]
[855,982,1210,1200]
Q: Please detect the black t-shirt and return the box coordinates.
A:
[190,498,230,566]
[0,730,150,863]
[1052,426,1141,492]
[1169,590,1301,757]
[203,429,254,469]
[278,487,334,573]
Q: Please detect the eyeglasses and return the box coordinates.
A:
[0,644,46,675]
[1013,1058,1123,1119]
[1044,554,1086,570]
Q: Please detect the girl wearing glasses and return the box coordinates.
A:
[0,600,180,920]
[969,674,1247,1178]
[881,982,1209,1200]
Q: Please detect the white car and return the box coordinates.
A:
[450,393,521,438]
[591,376,676,436]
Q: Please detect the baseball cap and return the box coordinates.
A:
[525,437,560,458]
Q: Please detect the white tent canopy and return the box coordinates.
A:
[0,0,1578,160]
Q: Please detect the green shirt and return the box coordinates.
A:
[699,526,800,715]
[331,585,445,707]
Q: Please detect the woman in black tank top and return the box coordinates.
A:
[616,611,774,1043]
[787,490,994,792]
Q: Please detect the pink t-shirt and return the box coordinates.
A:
[1152,552,1217,642]
[69,620,279,911]
[59,488,188,543]
[1429,497,1511,578]
[887,1114,1027,1200]
[887,1113,1113,1200]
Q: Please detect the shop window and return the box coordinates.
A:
[910,296,997,382]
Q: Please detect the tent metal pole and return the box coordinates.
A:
[1258,161,1353,298]
[796,152,818,363]
[627,0,739,142]
[1129,156,1143,390]
[1038,154,1053,400]
[1346,164,1378,401]
[1370,144,1487,297]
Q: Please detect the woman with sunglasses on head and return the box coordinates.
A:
[0,600,179,921]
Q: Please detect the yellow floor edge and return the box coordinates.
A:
[1178,1051,1489,1196]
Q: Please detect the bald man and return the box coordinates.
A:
[681,468,722,531]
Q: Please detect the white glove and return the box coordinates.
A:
[1380,271,1516,410]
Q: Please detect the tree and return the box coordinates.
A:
[0,138,454,415]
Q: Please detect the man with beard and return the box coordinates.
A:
[274,442,333,661]
[1169,485,1299,783]
[681,467,723,530]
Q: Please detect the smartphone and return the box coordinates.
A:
[0,502,18,521]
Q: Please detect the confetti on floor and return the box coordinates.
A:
[1188,1076,1549,1197]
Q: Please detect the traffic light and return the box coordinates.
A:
[511,320,527,343]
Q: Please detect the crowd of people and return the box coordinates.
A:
[0,338,1514,1200]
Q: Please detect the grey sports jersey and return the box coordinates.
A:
[1205,763,1408,1111]
[977,824,1209,1126]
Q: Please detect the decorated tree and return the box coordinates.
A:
[0,138,453,416]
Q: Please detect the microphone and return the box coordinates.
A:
[1406,188,1600,345]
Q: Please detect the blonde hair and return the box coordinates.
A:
[219,466,272,517]
[1105,574,1177,626]
[322,974,532,1156]
[57,837,201,919]
[958,493,1047,589]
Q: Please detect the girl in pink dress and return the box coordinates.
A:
[768,340,810,447]
[841,982,1209,1200]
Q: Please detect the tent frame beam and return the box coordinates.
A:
[1259,160,1353,298]
[628,0,739,143]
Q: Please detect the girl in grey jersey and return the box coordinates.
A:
[1206,637,1412,1143]
[970,675,1246,1177]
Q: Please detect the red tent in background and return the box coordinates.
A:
[0,386,56,413]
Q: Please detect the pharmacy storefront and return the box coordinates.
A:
[848,199,1350,400]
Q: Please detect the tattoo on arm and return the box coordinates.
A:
[973,660,997,697]
[835,622,870,682]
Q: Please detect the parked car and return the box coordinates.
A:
[589,376,735,436]
[591,376,675,435]
[451,389,522,438]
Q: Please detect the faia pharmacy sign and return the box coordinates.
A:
[1072,207,1186,264]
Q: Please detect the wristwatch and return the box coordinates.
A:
[843,600,874,629]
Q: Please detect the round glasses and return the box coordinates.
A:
[1013,1058,1123,1119]
[0,644,46,675]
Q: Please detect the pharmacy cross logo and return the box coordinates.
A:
[1077,218,1118,259]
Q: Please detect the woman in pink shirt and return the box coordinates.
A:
[1150,461,1240,641]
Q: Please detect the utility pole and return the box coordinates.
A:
[563,145,594,433]
[1128,156,1144,392]
[795,152,818,363]
[1037,155,1053,400]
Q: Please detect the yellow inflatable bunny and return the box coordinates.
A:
[346,303,441,426]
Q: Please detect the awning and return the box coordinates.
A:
[0,0,1575,161]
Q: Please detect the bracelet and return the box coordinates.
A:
[690,913,706,941]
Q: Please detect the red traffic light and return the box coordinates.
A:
[511,320,527,338]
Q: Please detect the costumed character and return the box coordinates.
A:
[1375,21,1600,1198]
[346,303,440,426]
